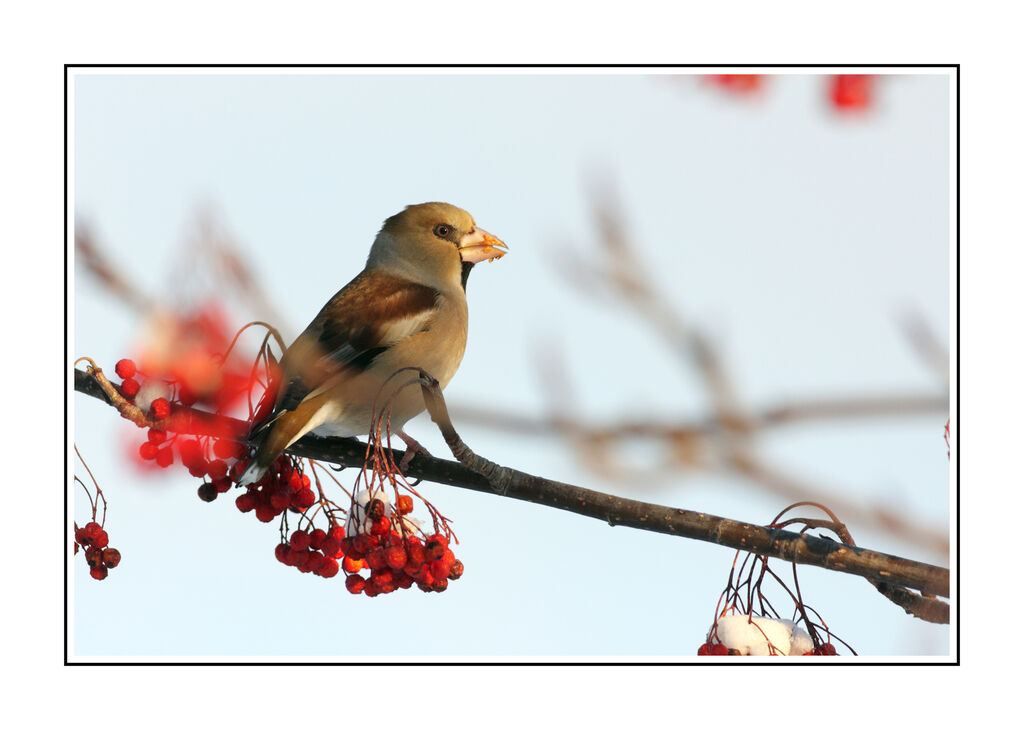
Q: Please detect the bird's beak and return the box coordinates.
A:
[458,227,508,263]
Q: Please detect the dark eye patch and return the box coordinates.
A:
[433,222,459,243]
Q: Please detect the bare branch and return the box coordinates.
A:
[74,366,951,607]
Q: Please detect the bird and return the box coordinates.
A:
[236,202,508,485]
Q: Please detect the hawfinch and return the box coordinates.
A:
[237,202,507,485]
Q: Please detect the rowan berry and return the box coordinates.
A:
[197,482,218,502]
[396,495,414,515]
[385,545,408,570]
[308,528,327,551]
[149,397,171,420]
[120,378,140,398]
[139,442,159,460]
[101,548,121,569]
[345,574,365,594]
[275,543,290,564]
[425,533,448,561]
[255,505,277,523]
[342,555,366,573]
[291,487,316,510]
[370,515,391,536]
[155,447,174,468]
[289,530,311,551]
[317,557,339,578]
[366,498,386,521]
[115,359,137,379]
[320,536,341,558]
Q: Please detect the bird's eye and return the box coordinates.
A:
[433,223,452,238]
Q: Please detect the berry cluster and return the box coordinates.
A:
[344,493,462,596]
[74,521,121,581]
[113,358,249,478]
[271,489,463,596]
[274,523,347,579]
[233,454,317,521]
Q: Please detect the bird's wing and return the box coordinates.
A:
[262,269,440,422]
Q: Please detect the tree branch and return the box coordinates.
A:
[74,366,951,609]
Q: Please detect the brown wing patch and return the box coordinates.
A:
[274,270,439,413]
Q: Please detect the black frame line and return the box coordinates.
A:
[65,63,959,667]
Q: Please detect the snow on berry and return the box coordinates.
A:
[708,615,815,657]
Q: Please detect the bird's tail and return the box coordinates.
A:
[236,450,271,486]
[234,409,281,486]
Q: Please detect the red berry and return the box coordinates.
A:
[85,547,104,568]
[101,548,121,569]
[431,577,448,593]
[406,542,426,567]
[366,548,388,572]
[342,555,366,573]
[425,534,448,561]
[197,483,218,502]
[448,559,465,580]
[236,492,256,513]
[370,515,391,536]
[395,571,414,590]
[366,498,386,521]
[275,543,290,564]
[819,643,837,655]
[155,447,174,468]
[305,529,324,551]
[89,564,109,581]
[291,487,316,510]
[120,378,140,398]
[304,552,325,573]
[212,476,232,493]
[147,428,167,444]
[385,545,408,570]
[697,643,711,656]
[114,359,136,379]
[206,459,229,480]
[93,529,109,549]
[255,505,277,523]
[269,489,291,511]
[710,643,729,656]
[707,74,762,93]
[212,438,244,460]
[139,441,158,460]
[317,556,339,578]
[289,530,311,551]
[830,75,872,110]
[345,574,365,594]
[149,397,171,420]
[396,495,414,515]
[320,536,341,558]
[177,386,197,406]
[371,569,394,587]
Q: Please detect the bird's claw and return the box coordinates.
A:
[397,431,431,472]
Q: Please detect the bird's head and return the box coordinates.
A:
[368,202,508,291]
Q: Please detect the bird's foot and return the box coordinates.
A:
[397,431,431,472]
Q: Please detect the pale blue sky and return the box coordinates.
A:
[71,70,951,658]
